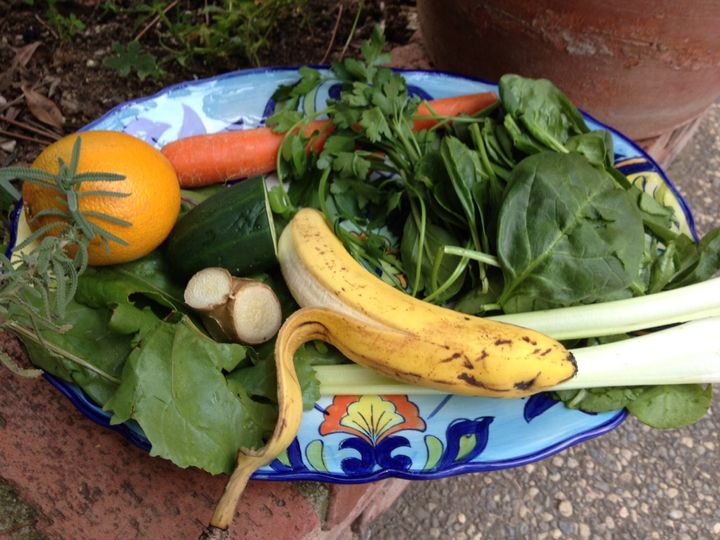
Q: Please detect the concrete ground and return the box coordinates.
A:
[368,101,720,540]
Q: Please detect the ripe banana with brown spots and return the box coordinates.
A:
[280,207,577,395]
[206,207,576,536]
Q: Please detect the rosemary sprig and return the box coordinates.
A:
[0,136,130,377]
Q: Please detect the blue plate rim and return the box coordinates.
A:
[42,369,627,483]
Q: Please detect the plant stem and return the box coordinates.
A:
[443,245,500,268]
[491,276,720,340]
[7,321,121,384]
[315,316,720,395]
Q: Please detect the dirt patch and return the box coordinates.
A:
[0,0,417,165]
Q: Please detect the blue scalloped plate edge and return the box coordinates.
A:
[41,370,627,483]
[250,410,628,483]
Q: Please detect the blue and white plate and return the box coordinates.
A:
[10,68,697,482]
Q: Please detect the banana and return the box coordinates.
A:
[280,208,577,395]
[207,208,576,535]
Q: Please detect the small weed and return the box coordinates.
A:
[124,0,308,68]
[26,0,87,40]
[102,41,165,81]
[47,7,86,39]
[24,0,308,80]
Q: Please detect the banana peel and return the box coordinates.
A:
[202,208,576,537]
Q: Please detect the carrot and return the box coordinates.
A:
[163,120,332,189]
[413,92,498,131]
[164,92,497,188]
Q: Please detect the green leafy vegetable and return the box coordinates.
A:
[497,152,645,311]
[626,384,712,429]
[401,216,467,302]
[266,35,720,430]
[499,74,589,152]
[106,316,275,474]
[16,298,131,405]
[6,27,719,473]
[556,383,714,429]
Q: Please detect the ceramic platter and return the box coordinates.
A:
[12,68,697,483]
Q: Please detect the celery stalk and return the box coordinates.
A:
[314,279,720,395]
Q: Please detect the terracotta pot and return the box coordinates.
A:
[417,0,720,141]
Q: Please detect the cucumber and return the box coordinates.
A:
[165,176,278,280]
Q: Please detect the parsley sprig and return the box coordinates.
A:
[266,26,470,295]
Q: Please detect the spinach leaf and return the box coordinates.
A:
[628,184,678,244]
[497,152,645,311]
[418,150,467,229]
[554,386,643,413]
[479,117,516,169]
[668,227,720,288]
[440,136,487,250]
[627,384,712,429]
[499,74,589,153]
[555,382,712,429]
[503,114,547,155]
[453,272,504,315]
[566,130,614,169]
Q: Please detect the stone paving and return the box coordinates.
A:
[368,100,720,540]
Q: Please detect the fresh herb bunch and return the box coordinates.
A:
[268,26,720,312]
[266,26,720,426]
[0,138,127,377]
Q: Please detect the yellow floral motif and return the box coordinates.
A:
[319,394,426,445]
[340,395,407,444]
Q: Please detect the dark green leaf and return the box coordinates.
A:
[227,341,344,411]
[503,114,546,155]
[555,386,642,413]
[669,227,720,288]
[500,74,589,152]
[361,24,390,67]
[627,384,712,429]
[453,273,504,315]
[332,102,363,130]
[498,152,645,311]
[266,109,304,132]
[105,317,269,474]
[19,300,132,405]
[329,153,372,180]
[342,58,368,81]
[439,136,481,230]
[103,41,163,81]
[293,66,323,96]
[566,130,614,169]
[75,251,185,311]
[401,216,466,302]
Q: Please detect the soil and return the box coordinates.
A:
[0,0,417,165]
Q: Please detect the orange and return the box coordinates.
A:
[22,130,181,266]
